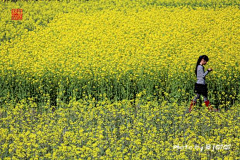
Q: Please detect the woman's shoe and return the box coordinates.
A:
[189,100,196,113]
[205,100,213,111]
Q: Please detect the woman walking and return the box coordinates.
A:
[188,55,218,113]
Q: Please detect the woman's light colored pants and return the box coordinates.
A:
[193,93,208,102]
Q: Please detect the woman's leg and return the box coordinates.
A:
[203,95,208,102]
[193,93,200,102]
[189,93,200,112]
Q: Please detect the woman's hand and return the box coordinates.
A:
[208,68,213,71]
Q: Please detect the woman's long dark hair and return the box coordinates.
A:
[195,55,209,77]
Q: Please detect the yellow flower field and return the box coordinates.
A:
[0,0,239,159]
[1,98,240,159]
